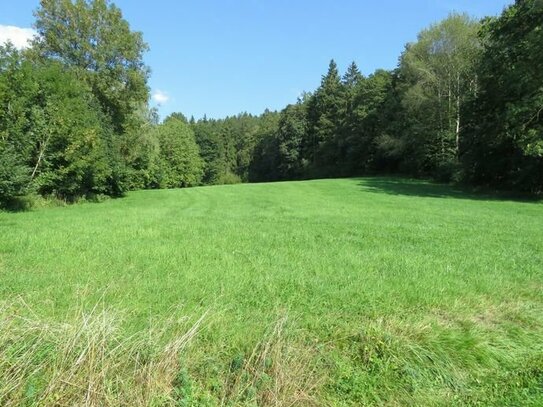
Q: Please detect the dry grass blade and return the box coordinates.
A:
[221,314,324,406]
[0,300,207,407]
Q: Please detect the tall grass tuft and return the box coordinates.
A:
[220,314,324,406]
[0,299,205,406]
[0,302,326,406]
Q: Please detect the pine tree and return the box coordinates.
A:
[342,61,363,88]
[277,103,307,179]
[341,62,365,174]
[305,60,346,175]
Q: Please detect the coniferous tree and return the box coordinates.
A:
[277,103,307,179]
[306,60,346,175]
[347,69,393,174]
[342,61,363,88]
[193,119,226,185]
[3,1,542,204]
[340,62,365,174]
[248,110,281,182]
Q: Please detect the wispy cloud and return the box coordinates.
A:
[152,89,170,105]
[0,25,36,49]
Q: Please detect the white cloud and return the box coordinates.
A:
[0,25,36,49]
[152,89,170,105]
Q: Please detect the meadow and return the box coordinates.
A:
[1,177,542,406]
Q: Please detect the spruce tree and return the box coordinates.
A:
[342,61,363,88]
[306,60,346,175]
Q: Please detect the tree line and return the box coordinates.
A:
[1,0,541,208]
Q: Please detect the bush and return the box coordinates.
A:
[433,159,462,183]
[218,171,242,185]
[0,145,30,208]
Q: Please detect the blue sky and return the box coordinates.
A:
[1,0,511,119]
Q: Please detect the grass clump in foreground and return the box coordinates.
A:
[1,301,319,406]
[0,177,542,405]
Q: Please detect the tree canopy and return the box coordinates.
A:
[32,0,149,133]
[1,0,542,208]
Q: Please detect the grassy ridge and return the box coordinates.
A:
[1,178,542,405]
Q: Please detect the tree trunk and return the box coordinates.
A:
[455,73,461,156]
[438,86,445,158]
[31,136,50,180]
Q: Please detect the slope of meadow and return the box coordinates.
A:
[1,178,542,406]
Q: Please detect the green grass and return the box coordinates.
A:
[1,177,543,405]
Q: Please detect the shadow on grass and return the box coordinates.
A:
[357,177,541,203]
[0,197,33,213]
[0,193,123,213]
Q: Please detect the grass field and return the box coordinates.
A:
[1,177,543,406]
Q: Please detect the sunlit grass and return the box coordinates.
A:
[1,177,542,405]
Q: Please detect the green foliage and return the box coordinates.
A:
[32,0,150,134]
[30,62,123,199]
[0,46,124,201]
[217,171,242,185]
[1,0,541,204]
[120,106,162,190]
[397,13,480,176]
[277,103,307,179]
[29,0,153,198]
[249,133,281,182]
[156,118,203,188]
[462,0,543,192]
[192,120,226,185]
[247,109,281,182]
[191,110,281,184]
[305,60,347,174]
[346,69,393,174]
[342,61,363,88]
[0,145,30,206]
